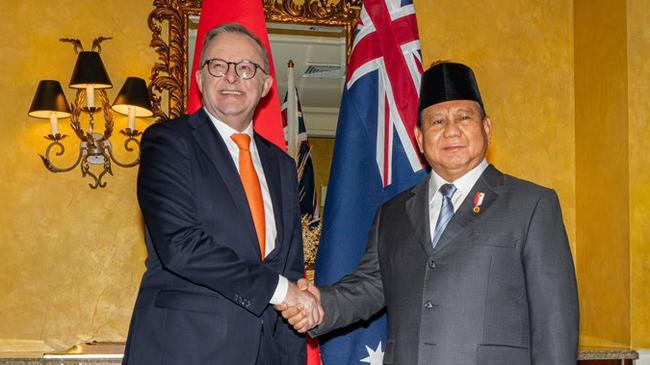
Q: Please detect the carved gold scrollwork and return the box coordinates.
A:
[148,0,201,120]
[301,215,321,281]
[148,0,360,121]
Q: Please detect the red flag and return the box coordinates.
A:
[188,0,286,150]
[307,337,320,364]
[190,4,320,363]
[187,7,320,365]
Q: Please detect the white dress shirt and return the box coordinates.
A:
[428,160,489,241]
[205,109,288,304]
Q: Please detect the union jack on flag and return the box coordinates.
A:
[348,0,425,187]
[315,0,427,364]
[281,87,318,218]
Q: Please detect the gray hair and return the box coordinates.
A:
[199,23,270,72]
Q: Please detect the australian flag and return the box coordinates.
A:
[315,0,427,363]
[281,87,318,218]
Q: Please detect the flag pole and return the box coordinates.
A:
[286,60,299,161]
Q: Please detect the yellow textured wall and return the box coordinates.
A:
[574,0,630,347]
[415,0,576,249]
[0,0,154,352]
[0,0,647,355]
[628,0,650,349]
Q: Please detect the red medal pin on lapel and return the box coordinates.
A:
[473,192,485,214]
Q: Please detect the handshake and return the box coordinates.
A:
[274,278,323,333]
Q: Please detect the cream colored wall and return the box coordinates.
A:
[0,0,154,352]
[416,0,576,250]
[628,0,650,350]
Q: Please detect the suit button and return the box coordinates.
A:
[428,259,437,268]
[424,301,433,309]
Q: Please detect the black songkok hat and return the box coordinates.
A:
[418,62,484,113]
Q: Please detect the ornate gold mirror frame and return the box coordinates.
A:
[147,0,361,121]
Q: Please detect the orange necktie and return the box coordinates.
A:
[231,133,266,259]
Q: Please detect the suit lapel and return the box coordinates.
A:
[405,177,436,258]
[188,109,261,258]
[433,165,504,253]
[255,134,284,261]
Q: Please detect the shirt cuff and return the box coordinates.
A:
[269,275,289,305]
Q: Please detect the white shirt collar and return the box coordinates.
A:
[429,159,489,203]
[203,107,254,142]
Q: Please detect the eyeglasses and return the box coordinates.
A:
[202,58,268,80]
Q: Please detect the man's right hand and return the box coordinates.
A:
[274,278,323,333]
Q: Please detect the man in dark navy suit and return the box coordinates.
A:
[122,23,320,365]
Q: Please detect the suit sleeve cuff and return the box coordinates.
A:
[269,275,288,305]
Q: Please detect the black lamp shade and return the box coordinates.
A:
[28,80,71,118]
[69,51,112,89]
[112,77,153,117]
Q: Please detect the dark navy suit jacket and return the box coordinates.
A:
[123,109,306,365]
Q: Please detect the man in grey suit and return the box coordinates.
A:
[279,62,579,364]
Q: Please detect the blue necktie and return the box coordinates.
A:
[432,183,457,248]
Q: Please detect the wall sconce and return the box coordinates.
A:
[28,37,152,189]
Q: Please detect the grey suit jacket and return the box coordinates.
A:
[311,165,578,365]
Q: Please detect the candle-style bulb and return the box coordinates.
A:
[49,112,60,135]
[86,85,95,108]
[128,106,136,131]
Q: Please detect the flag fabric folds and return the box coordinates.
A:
[282,64,318,218]
[187,0,286,150]
[188,1,320,363]
[282,64,321,364]
[315,0,427,363]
